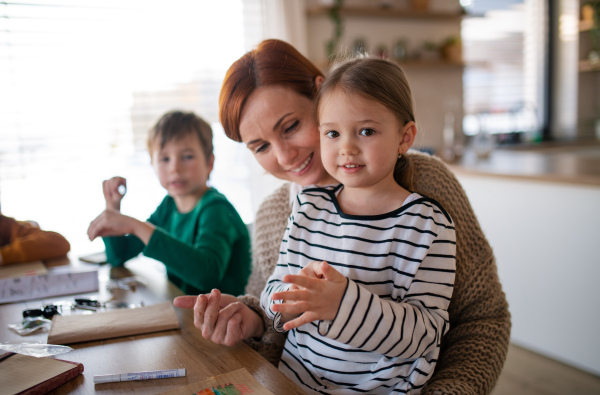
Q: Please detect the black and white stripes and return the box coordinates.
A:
[261,184,456,394]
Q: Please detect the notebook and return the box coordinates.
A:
[0,352,84,395]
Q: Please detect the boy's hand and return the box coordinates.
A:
[87,209,135,240]
[88,209,155,244]
[272,261,347,331]
[103,177,127,211]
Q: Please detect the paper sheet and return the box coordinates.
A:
[47,301,180,344]
[158,368,275,395]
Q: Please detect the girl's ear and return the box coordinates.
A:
[399,121,417,155]
[315,75,325,90]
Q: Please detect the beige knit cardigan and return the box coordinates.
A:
[239,151,511,395]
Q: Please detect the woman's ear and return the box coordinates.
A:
[315,75,325,90]
[399,121,417,155]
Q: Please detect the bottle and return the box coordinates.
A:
[442,112,456,162]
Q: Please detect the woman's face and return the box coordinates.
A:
[239,85,334,187]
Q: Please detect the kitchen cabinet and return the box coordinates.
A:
[577,1,600,137]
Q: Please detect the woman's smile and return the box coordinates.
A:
[290,153,313,174]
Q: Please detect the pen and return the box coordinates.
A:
[94,368,185,384]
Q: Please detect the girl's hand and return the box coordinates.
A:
[103,176,127,211]
[288,260,323,291]
[173,290,265,346]
[272,261,347,331]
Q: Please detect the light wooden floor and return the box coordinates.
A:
[492,344,600,395]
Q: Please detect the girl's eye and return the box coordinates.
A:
[360,128,375,136]
[284,120,299,134]
[160,157,169,163]
[183,154,194,161]
[325,130,339,139]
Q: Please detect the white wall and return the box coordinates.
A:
[454,172,600,375]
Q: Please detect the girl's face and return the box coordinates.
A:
[151,133,213,213]
[318,89,415,192]
[238,85,335,187]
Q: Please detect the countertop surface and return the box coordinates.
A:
[447,141,600,187]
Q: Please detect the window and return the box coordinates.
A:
[461,0,548,144]
[0,1,261,254]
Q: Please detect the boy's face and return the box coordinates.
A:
[151,133,213,211]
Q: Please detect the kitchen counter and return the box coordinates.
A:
[447,141,600,187]
[446,141,600,375]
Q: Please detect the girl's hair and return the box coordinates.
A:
[316,56,415,191]
[147,110,213,163]
[219,39,324,142]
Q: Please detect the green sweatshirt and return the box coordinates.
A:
[103,188,251,296]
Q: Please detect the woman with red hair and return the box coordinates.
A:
[175,39,510,394]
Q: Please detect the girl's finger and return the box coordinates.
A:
[271,301,309,315]
[283,313,316,331]
[282,274,318,289]
[272,288,310,302]
[319,261,344,281]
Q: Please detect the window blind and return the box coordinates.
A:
[461,0,548,141]
[0,0,261,252]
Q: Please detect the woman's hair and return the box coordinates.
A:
[219,39,324,142]
[147,110,213,163]
[316,56,415,190]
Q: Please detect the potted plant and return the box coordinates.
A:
[420,40,440,60]
[441,36,462,63]
[325,0,344,60]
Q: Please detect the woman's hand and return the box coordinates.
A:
[173,289,265,346]
[272,261,347,331]
[103,176,127,211]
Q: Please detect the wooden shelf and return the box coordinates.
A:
[579,59,600,72]
[397,59,465,68]
[314,58,464,73]
[306,5,464,21]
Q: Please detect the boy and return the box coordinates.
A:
[88,111,251,296]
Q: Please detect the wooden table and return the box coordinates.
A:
[0,256,305,394]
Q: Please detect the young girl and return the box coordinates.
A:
[260,57,457,394]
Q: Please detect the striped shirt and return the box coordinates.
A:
[260,184,456,394]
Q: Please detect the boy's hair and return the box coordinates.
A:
[316,56,415,191]
[147,111,213,163]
